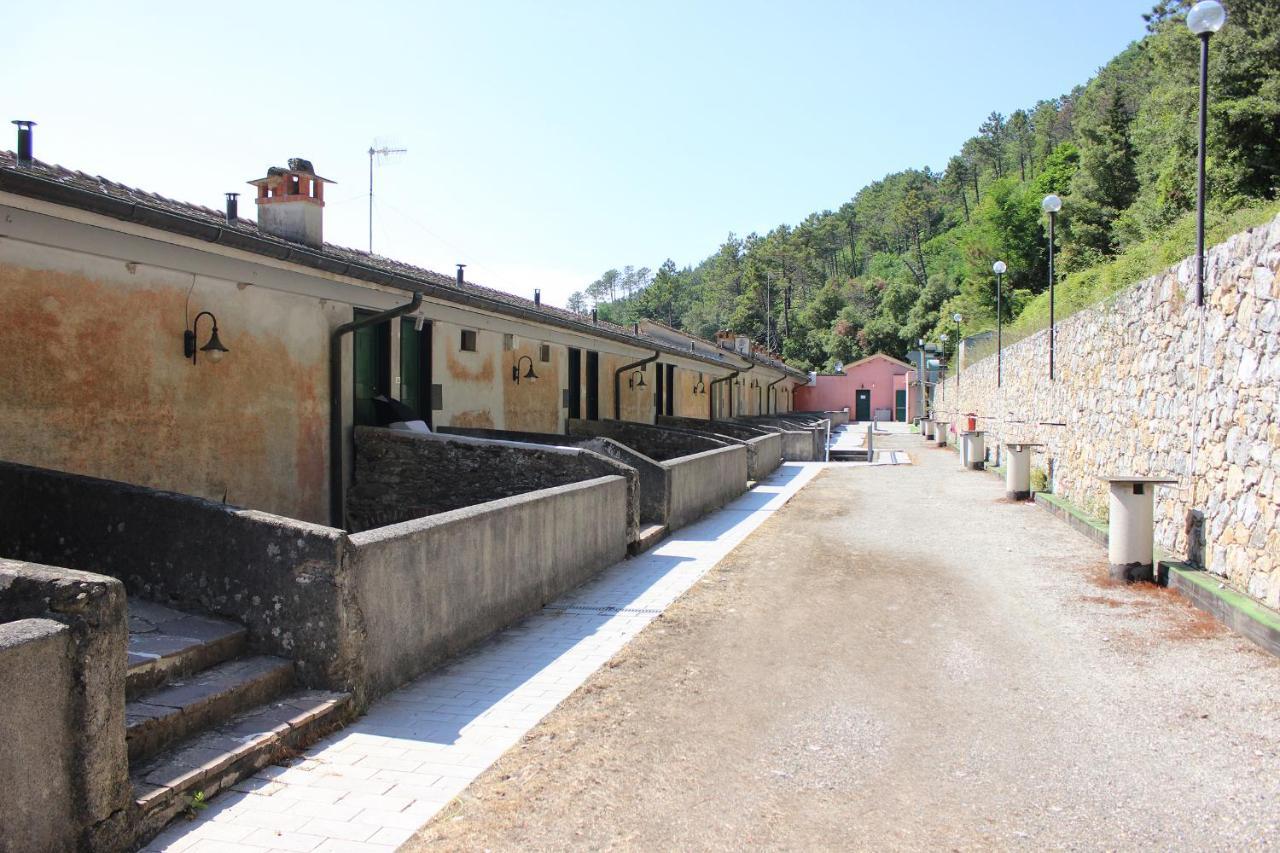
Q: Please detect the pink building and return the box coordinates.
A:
[794,353,918,422]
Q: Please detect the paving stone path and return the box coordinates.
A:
[145,462,824,853]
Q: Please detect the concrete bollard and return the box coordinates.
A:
[866,422,875,460]
[1004,443,1043,500]
[1102,476,1178,582]
[933,421,949,448]
[961,431,985,470]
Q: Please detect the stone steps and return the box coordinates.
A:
[630,523,670,555]
[126,599,246,700]
[131,689,353,844]
[126,655,296,763]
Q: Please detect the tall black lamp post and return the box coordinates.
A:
[1188,0,1226,307]
[993,260,1007,387]
[1042,193,1062,380]
[952,312,963,390]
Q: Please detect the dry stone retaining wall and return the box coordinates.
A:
[935,215,1280,606]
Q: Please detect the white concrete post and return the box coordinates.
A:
[1103,477,1177,582]
[1004,443,1042,500]
[934,421,949,448]
[866,422,874,460]
[962,431,985,470]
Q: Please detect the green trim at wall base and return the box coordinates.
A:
[1029,491,1280,660]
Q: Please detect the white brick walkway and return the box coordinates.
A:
[145,462,823,853]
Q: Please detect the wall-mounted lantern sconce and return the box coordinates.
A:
[184,311,229,364]
[749,378,760,389]
[512,355,538,384]
[629,369,647,389]
[693,374,707,395]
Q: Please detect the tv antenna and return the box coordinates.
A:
[368,140,407,254]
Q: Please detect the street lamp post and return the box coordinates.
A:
[952,312,963,390]
[1042,194,1062,380]
[993,260,1007,387]
[1187,0,1226,307]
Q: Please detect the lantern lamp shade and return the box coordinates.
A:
[992,260,1007,275]
[1187,0,1226,35]
[952,312,963,323]
[1041,194,1063,214]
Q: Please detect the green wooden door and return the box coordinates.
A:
[353,312,389,426]
[855,389,871,421]
[399,317,432,425]
[895,389,907,422]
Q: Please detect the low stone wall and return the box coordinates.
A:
[667,445,749,530]
[566,418,729,462]
[0,461,356,691]
[439,427,664,527]
[657,416,783,481]
[936,214,1280,606]
[351,427,641,541]
[346,476,628,699]
[0,559,130,851]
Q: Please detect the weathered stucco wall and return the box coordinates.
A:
[0,237,335,524]
[936,215,1280,606]
[0,559,130,851]
[348,427,640,542]
[347,475,628,700]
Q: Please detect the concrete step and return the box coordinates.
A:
[131,689,353,846]
[629,523,670,555]
[127,598,246,699]
[126,656,295,764]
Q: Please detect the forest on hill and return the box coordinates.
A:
[570,0,1279,371]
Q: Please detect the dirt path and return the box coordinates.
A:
[404,433,1280,851]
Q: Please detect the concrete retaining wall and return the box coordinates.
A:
[438,427,666,527]
[349,427,641,542]
[657,416,783,481]
[936,214,1280,607]
[566,418,729,462]
[346,476,628,699]
[0,559,130,851]
[666,445,749,530]
[741,417,829,461]
[0,461,356,691]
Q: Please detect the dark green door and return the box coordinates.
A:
[399,317,432,426]
[855,389,871,421]
[895,389,907,422]
[353,311,390,426]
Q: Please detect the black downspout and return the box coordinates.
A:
[613,351,660,421]
[329,292,423,528]
[765,375,784,414]
[708,370,738,421]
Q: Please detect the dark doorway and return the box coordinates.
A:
[665,364,675,416]
[855,389,871,422]
[567,348,582,419]
[654,362,664,418]
[399,318,433,428]
[353,310,390,427]
[894,388,907,422]
[585,351,600,420]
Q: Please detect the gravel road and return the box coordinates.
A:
[404,431,1280,851]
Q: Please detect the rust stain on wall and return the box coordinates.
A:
[450,409,495,429]
[0,264,329,523]
[445,347,495,383]
[504,341,561,433]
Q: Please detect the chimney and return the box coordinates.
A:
[534,288,541,307]
[247,158,332,247]
[12,120,35,165]
[591,308,598,325]
[456,264,466,285]
[633,322,639,334]
[225,192,239,222]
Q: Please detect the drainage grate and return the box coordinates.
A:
[544,604,665,616]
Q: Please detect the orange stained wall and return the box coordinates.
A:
[0,243,335,523]
[502,338,565,433]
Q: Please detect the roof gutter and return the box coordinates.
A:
[329,292,422,528]
[614,351,660,421]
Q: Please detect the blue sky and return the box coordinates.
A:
[7,0,1152,307]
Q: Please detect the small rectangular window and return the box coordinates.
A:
[460,329,477,352]
[503,333,514,352]
[539,343,551,363]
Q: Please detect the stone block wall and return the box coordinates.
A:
[566,418,729,462]
[935,214,1280,606]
